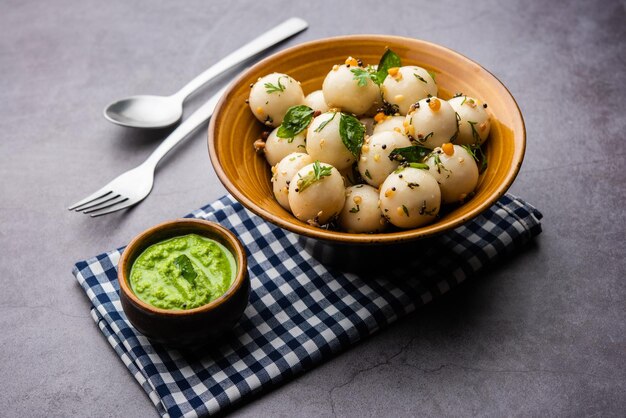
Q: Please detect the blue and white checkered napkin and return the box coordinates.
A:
[73,194,542,418]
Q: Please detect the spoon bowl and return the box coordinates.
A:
[104,95,183,129]
[102,18,308,129]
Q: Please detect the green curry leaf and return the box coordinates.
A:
[277,105,314,138]
[339,113,365,157]
[373,49,402,85]
[388,145,431,163]
[174,254,197,287]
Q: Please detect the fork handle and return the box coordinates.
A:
[144,85,228,169]
[172,17,308,101]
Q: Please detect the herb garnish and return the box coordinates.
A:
[373,49,402,85]
[339,113,365,157]
[427,70,436,81]
[461,144,478,161]
[349,205,360,213]
[408,162,429,170]
[350,67,372,87]
[413,73,427,83]
[467,121,482,145]
[429,151,450,175]
[388,145,430,162]
[417,131,434,143]
[297,161,333,192]
[402,205,409,217]
[277,105,314,139]
[174,254,197,287]
[350,49,403,86]
[264,76,286,94]
[364,169,372,179]
[314,111,337,132]
[462,143,488,173]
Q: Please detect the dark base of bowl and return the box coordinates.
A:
[121,274,251,349]
[298,235,440,276]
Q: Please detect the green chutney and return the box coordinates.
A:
[129,234,236,310]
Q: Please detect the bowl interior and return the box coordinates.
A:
[209,35,525,244]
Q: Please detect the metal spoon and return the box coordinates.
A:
[103,17,308,129]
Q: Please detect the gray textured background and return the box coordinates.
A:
[1,0,625,416]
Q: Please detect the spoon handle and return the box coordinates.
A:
[172,17,308,102]
[145,85,228,169]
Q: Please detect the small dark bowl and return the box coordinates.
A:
[118,219,250,347]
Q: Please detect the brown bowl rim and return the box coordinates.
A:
[117,218,248,316]
[208,34,526,244]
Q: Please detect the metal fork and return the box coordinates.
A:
[68,85,227,217]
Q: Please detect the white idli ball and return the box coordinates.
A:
[381,66,437,115]
[404,97,458,149]
[425,144,479,204]
[379,167,441,228]
[373,114,406,136]
[288,162,346,225]
[271,153,314,211]
[338,184,386,233]
[322,61,380,115]
[264,127,307,166]
[249,73,305,127]
[303,90,330,114]
[306,111,356,170]
[358,131,412,187]
[448,95,491,146]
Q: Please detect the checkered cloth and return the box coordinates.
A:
[73,194,542,418]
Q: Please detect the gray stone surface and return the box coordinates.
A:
[1,0,624,416]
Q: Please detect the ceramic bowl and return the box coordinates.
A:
[118,219,249,347]
[208,35,525,249]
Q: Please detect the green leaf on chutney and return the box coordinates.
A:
[174,254,197,287]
